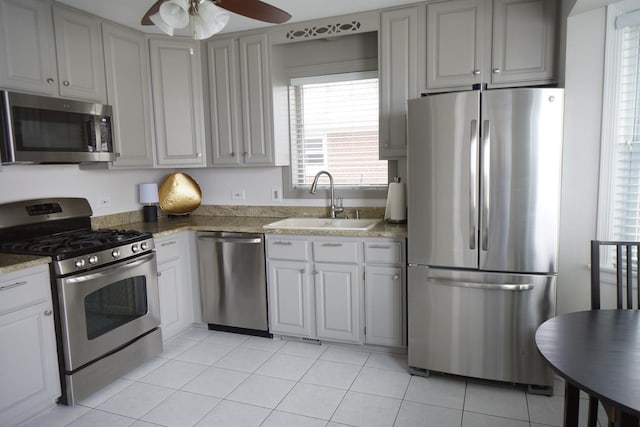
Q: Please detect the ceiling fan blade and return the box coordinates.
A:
[215,0,291,24]
[141,0,165,25]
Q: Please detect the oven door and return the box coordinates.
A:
[57,252,160,372]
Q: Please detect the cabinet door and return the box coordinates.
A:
[364,266,405,347]
[314,262,361,343]
[267,259,314,337]
[150,38,207,167]
[208,38,242,166]
[157,258,191,342]
[102,23,155,168]
[238,33,274,165]
[379,6,423,159]
[52,5,106,102]
[0,0,57,96]
[490,0,556,86]
[426,0,491,91]
[0,302,59,426]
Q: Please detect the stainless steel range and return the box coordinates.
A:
[0,198,162,405]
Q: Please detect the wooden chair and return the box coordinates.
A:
[589,240,640,427]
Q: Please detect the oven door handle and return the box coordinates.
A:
[64,253,155,284]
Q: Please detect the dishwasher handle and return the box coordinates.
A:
[198,235,263,244]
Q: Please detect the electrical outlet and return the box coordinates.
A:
[97,197,111,208]
[271,186,282,202]
[231,189,245,201]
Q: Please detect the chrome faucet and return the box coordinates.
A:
[309,170,344,218]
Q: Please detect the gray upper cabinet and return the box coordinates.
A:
[426,0,556,92]
[426,0,492,91]
[207,33,274,167]
[379,5,425,159]
[52,5,106,103]
[0,0,106,102]
[0,0,57,96]
[149,37,207,167]
[490,0,557,86]
[102,23,155,168]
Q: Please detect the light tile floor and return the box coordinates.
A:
[20,326,604,427]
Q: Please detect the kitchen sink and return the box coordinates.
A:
[263,217,381,231]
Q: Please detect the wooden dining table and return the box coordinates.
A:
[535,310,640,427]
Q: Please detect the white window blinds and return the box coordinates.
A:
[288,73,387,189]
[610,20,640,242]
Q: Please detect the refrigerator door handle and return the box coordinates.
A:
[431,277,534,291]
[481,120,491,251]
[469,119,478,250]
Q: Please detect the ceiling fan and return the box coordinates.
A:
[141,0,292,27]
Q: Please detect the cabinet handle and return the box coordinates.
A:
[472,70,480,76]
[46,78,54,84]
[161,241,177,247]
[243,151,248,157]
[197,152,202,158]
[299,269,305,274]
[157,271,162,277]
[393,275,400,280]
[231,152,235,157]
[63,80,70,86]
[115,152,121,158]
[44,309,53,316]
[492,68,501,74]
[321,243,343,247]
[0,280,27,292]
[273,241,293,246]
[312,270,318,275]
[384,143,389,148]
[369,245,391,249]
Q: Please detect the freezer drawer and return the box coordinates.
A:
[408,267,555,387]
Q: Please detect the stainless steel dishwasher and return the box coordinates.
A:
[196,231,270,336]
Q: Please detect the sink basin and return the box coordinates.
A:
[263,217,381,231]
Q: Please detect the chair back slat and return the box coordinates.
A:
[590,240,640,310]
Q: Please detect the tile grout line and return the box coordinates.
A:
[325,348,373,424]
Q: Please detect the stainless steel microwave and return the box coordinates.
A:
[0,90,115,164]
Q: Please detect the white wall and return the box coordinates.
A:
[556,7,607,314]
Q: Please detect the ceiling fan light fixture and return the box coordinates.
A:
[191,2,229,39]
[159,0,190,29]
[149,11,175,36]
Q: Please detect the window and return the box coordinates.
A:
[598,5,640,266]
[287,72,387,192]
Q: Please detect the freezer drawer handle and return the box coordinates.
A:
[433,278,534,291]
[198,236,262,244]
[469,119,478,250]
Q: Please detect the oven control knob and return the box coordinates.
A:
[141,242,149,250]
[131,244,139,253]
[88,255,98,264]
[112,249,120,258]
[75,259,85,268]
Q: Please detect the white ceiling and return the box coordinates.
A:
[52,0,421,35]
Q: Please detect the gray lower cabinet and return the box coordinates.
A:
[155,233,194,342]
[0,265,60,426]
[266,234,406,347]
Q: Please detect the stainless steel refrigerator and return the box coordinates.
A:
[407,88,564,389]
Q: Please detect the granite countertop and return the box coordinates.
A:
[123,215,408,239]
[0,214,407,274]
[0,254,51,275]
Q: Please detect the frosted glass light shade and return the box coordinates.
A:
[149,12,174,36]
[160,0,190,29]
[139,183,159,204]
[192,2,229,39]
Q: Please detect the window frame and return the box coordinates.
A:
[282,60,391,200]
[596,1,640,278]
